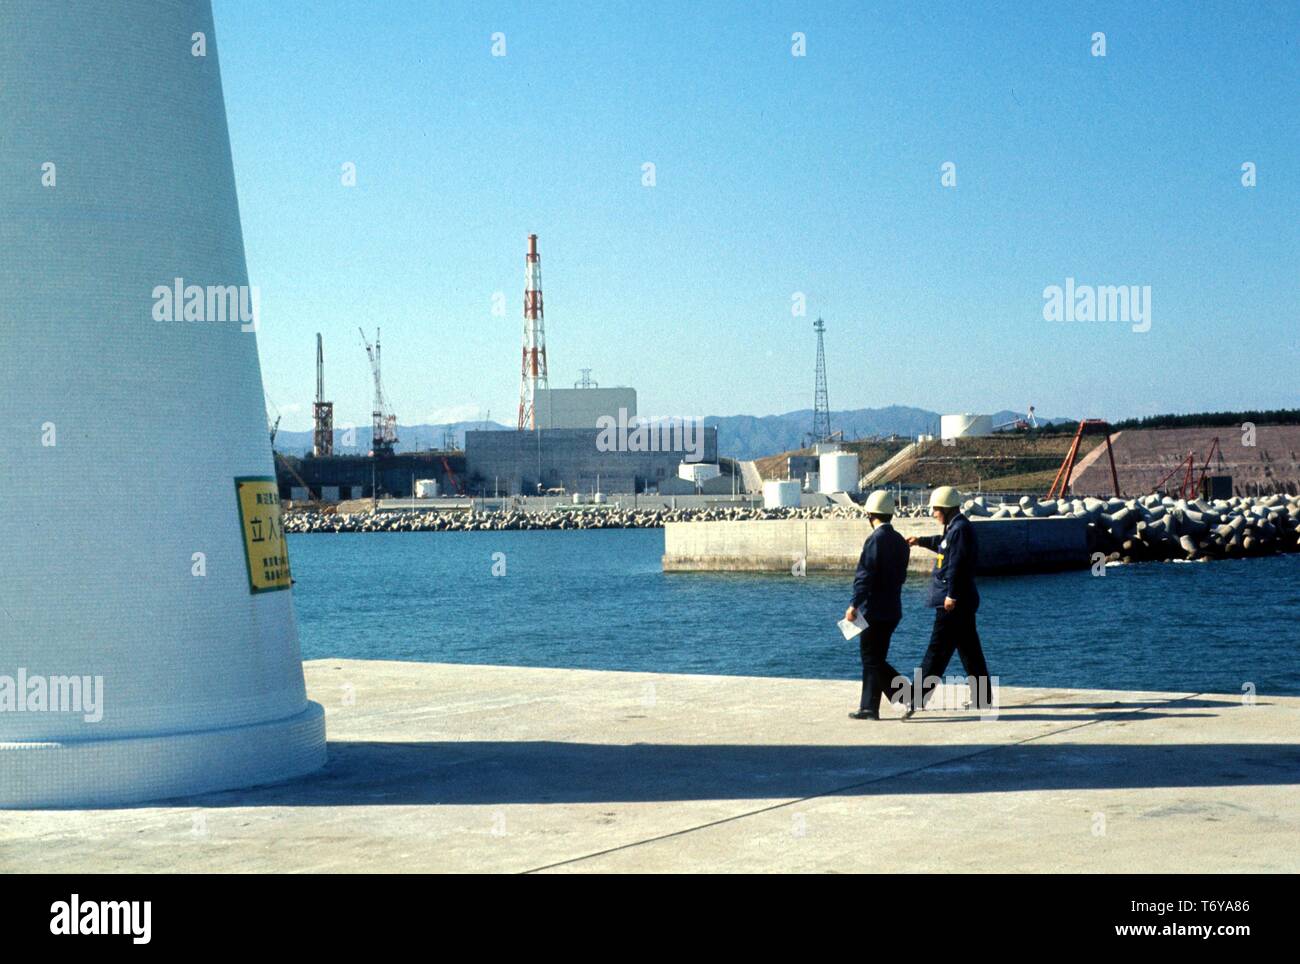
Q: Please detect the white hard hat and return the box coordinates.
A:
[864,489,895,515]
[929,485,962,509]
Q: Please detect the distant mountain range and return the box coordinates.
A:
[273,408,1072,461]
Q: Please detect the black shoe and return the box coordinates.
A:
[848,710,880,720]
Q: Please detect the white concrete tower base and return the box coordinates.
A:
[1,704,326,809]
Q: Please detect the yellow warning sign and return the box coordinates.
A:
[235,476,292,593]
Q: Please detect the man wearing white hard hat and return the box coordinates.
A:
[844,489,911,720]
[904,485,993,715]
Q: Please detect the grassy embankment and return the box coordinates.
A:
[755,435,1101,493]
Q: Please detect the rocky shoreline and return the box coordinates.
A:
[283,502,930,534]
[964,493,1300,563]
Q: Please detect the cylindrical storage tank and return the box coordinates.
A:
[819,452,859,494]
[940,414,994,440]
[592,492,606,504]
[0,1,325,807]
[763,480,802,508]
[415,479,440,499]
[573,492,586,504]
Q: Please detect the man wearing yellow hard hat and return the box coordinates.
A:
[903,485,993,716]
[844,489,911,720]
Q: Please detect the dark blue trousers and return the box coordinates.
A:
[859,619,905,714]
[916,607,992,709]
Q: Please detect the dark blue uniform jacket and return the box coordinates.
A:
[917,512,980,611]
[850,522,910,623]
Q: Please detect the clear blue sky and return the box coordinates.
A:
[212,1,1299,432]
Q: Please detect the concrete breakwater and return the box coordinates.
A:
[964,493,1300,563]
[282,502,928,534]
[663,516,1089,575]
[282,493,1300,567]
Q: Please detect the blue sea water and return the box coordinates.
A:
[288,528,1300,696]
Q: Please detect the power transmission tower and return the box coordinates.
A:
[812,318,832,443]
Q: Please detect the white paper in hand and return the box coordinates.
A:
[838,610,869,640]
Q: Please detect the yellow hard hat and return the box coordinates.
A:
[929,485,962,509]
[864,489,895,515]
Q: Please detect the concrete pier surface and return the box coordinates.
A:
[2,659,1297,873]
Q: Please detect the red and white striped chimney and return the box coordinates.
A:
[517,233,549,429]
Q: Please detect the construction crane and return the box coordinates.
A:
[358,327,398,457]
[1047,419,1121,499]
[275,451,317,504]
[265,400,316,500]
[1153,436,1223,500]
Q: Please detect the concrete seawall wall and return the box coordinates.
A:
[662,517,1089,575]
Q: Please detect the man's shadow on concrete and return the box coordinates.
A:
[179,733,1300,808]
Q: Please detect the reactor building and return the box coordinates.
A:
[276,233,724,501]
[464,382,719,495]
[464,235,719,496]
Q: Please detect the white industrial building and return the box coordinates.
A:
[763,479,802,508]
[678,461,722,484]
[818,450,859,494]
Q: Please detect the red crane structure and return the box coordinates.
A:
[1152,436,1222,500]
[1047,419,1121,499]
[439,454,464,496]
